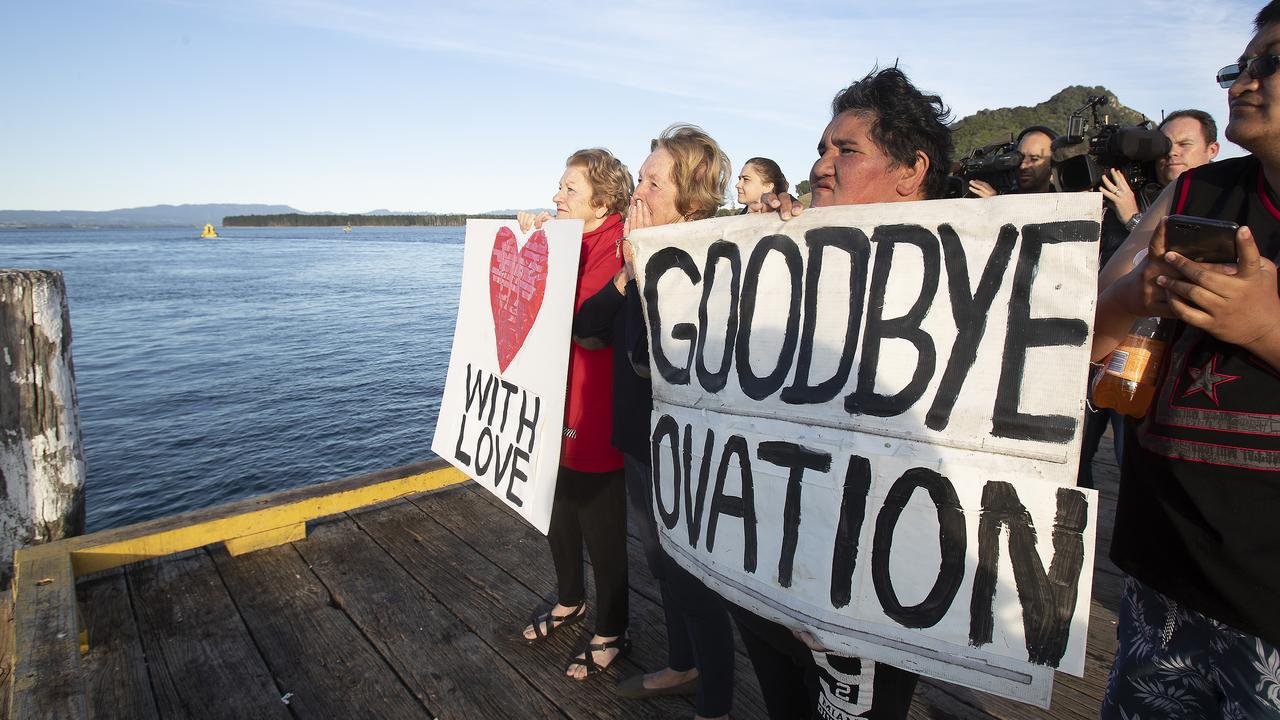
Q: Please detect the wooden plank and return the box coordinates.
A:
[0,586,13,719]
[224,522,306,557]
[47,447,1125,720]
[453,481,772,720]
[466,456,1124,720]
[209,533,430,719]
[7,461,460,719]
[127,552,289,720]
[351,491,693,719]
[462,482,667,606]
[77,571,159,720]
[291,511,565,718]
[415,484,686,661]
[910,681,1002,719]
[424,485,676,674]
[39,459,464,577]
[459,482,679,657]
[10,549,86,720]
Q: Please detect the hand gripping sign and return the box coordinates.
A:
[631,193,1102,707]
[432,218,583,534]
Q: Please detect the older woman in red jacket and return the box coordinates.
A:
[516,148,635,680]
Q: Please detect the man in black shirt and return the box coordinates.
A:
[1094,3,1280,717]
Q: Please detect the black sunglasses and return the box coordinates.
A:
[1218,55,1280,88]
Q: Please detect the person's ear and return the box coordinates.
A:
[1207,141,1221,161]
[896,150,929,198]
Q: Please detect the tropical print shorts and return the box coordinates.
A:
[1101,575,1280,719]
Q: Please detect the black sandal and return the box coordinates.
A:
[522,602,586,645]
[566,634,632,679]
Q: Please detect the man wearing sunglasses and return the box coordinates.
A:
[1093,2,1280,718]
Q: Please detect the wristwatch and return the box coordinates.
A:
[1124,212,1143,232]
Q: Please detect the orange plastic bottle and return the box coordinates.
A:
[1092,317,1173,418]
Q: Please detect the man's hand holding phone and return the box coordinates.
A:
[1159,222,1280,351]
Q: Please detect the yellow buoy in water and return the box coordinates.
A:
[200,223,218,239]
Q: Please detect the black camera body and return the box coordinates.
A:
[962,141,1024,194]
[1054,96,1171,207]
[951,141,1023,197]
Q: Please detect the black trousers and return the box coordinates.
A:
[546,465,629,637]
[625,454,736,717]
[730,606,919,720]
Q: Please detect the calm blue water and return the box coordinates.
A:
[1,226,463,531]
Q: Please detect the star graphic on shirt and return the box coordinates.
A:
[1180,355,1241,406]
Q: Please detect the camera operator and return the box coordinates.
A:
[1156,109,1222,186]
[1078,109,1224,488]
[1102,110,1221,237]
[968,125,1056,196]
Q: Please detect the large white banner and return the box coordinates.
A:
[633,193,1103,707]
[432,218,583,534]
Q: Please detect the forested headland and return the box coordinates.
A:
[950,85,1149,157]
[226,86,1152,225]
[222,213,515,227]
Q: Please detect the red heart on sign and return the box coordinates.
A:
[489,226,550,372]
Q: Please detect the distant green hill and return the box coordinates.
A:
[950,85,1152,158]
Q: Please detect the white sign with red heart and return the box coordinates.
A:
[432,218,584,533]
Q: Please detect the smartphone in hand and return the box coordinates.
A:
[1165,214,1240,264]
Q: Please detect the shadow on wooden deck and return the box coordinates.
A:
[74,452,1123,720]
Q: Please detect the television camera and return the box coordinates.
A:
[1054,95,1171,209]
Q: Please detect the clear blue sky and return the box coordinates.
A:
[0,0,1257,213]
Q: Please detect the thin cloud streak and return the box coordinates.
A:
[3,0,1265,211]
[215,0,1253,126]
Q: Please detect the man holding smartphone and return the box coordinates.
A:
[1094,3,1280,717]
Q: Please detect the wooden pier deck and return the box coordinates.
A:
[20,453,1124,719]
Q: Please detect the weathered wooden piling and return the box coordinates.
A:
[0,269,85,583]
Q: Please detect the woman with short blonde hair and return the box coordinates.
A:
[649,124,731,222]
[574,124,736,719]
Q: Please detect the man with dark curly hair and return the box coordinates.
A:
[807,68,953,209]
[745,66,952,720]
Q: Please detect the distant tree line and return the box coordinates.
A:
[227,88,1152,230]
[222,213,516,227]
